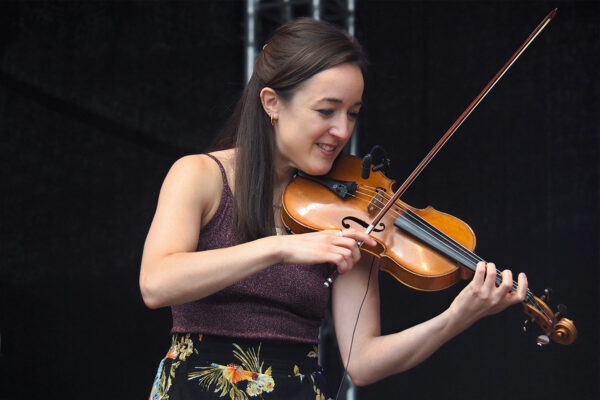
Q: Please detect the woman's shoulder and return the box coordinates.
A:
[169,150,234,184]
[163,150,236,222]
[166,154,214,187]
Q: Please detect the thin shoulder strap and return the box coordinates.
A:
[204,153,232,191]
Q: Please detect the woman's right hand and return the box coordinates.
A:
[277,228,376,274]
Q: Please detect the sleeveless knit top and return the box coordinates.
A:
[171,154,336,344]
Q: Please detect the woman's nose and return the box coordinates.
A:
[328,115,354,140]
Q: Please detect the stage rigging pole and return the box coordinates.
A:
[244,2,358,398]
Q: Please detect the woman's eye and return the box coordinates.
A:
[317,109,334,116]
[348,111,360,119]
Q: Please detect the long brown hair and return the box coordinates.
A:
[211,18,367,242]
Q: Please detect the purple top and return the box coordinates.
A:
[171,154,335,344]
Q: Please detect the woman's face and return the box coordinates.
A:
[273,63,364,176]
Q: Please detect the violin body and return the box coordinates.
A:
[282,153,476,291]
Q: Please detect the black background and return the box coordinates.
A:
[1,1,597,399]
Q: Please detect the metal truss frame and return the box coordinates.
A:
[244,4,360,398]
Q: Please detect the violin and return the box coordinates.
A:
[281,153,576,346]
[280,9,577,346]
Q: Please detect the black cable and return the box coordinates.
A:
[334,256,376,400]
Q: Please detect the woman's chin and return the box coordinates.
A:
[300,161,334,176]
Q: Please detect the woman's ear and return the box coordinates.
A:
[259,87,280,120]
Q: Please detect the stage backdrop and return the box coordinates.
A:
[1,1,597,399]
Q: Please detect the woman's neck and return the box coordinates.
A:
[272,154,296,204]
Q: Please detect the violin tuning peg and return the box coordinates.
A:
[523,319,531,332]
[536,334,551,347]
[541,288,553,302]
[555,304,568,320]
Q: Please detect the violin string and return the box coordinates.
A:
[353,189,548,323]
[396,206,541,308]
[355,185,488,269]
[357,185,530,292]
[353,186,490,274]
[373,187,545,314]
[352,185,543,311]
[354,187,546,317]
[354,185,517,292]
[355,185,487,269]
[374,189,541,308]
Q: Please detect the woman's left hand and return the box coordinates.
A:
[448,261,528,328]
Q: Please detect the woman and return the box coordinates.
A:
[140,18,527,400]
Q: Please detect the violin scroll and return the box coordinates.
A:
[522,290,577,346]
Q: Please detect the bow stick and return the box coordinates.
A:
[325,8,558,287]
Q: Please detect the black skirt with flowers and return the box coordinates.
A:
[149,334,333,400]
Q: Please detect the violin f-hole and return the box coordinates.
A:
[342,216,385,232]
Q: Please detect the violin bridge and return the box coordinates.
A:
[368,188,387,217]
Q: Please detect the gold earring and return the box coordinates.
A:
[270,114,276,126]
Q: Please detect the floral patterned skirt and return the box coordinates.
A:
[149,333,332,400]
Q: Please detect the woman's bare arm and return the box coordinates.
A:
[140,154,376,309]
[332,257,527,386]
